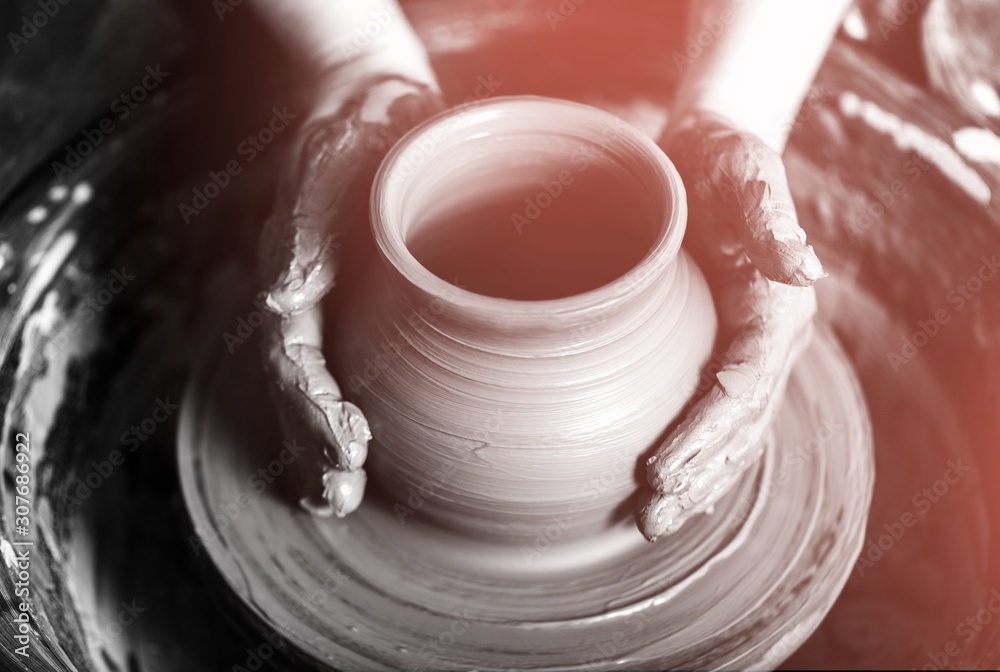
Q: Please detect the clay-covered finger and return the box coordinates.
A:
[639,423,779,540]
[637,278,816,541]
[275,306,371,469]
[262,307,372,516]
[666,116,825,287]
[640,364,769,539]
[314,468,367,519]
[259,77,446,315]
[257,118,367,317]
[638,353,796,541]
[257,79,445,518]
[725,139,826,287]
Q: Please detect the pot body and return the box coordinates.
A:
[331,96,717,543]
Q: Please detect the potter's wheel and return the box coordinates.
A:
[178,311,873,670]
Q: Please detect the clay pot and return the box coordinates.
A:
[330,96,717,542]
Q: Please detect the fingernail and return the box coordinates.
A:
[638,491,678,542]
[299,496,334,518]
[745,227,828,286]
[784,241,826,286]
[646,454,665,490]
[323,468,367,517]
[343,439,369,470]
[716,366,755,397]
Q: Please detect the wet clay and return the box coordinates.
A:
[330,98,717,541]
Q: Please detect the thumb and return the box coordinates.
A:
[720,134,826,286]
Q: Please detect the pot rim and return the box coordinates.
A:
[370,94,687,325]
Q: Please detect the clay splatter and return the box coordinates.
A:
[839,91,991,205]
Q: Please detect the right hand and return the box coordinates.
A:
[258,71,444,517]
[637,111,822,541]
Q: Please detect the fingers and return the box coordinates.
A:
[257,114,368,517]
[722,136,827,287]
[666,115,826,287]
[639,113,824,540]
[637,276,817,541]
[276,308,370,472]
[259,77,445,315]
[262,305,371,517]
[258,78,445,518]
[257,113,360,317]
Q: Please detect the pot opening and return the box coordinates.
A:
[405,146,661,301]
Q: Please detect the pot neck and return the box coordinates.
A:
[369,95,688,353]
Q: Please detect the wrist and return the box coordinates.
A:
[671,0,851,152]
[673,81,788,152]
[248,0,439,122]
[310,41,440,125]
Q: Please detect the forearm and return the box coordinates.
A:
[673,0,851,152]
[247,0,438,118]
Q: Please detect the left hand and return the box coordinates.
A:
[636,111,823,541]
[258,73,444,518]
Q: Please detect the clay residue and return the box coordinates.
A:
[838,91,992,205]
[953,126,1000,164]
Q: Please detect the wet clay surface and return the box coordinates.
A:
[0,1,998,670]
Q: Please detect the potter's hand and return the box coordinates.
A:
[637,112,823,541]
[259,79,444,517]
[253,0,443,517]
